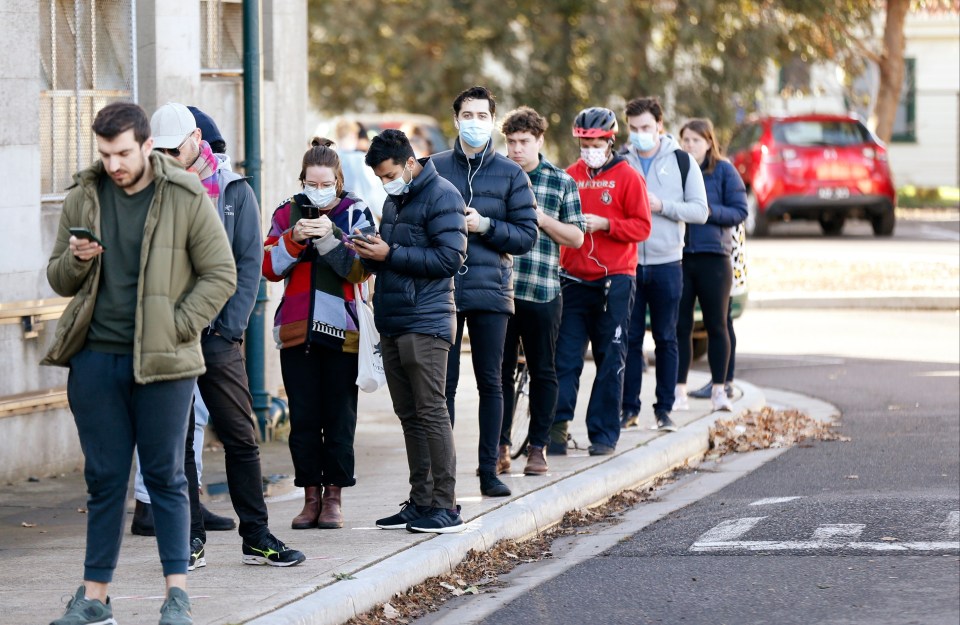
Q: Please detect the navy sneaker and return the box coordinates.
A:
[376,500,431,529]
[588,443,616,456]
[479,471,511,497]
[620,411,640,429]
[655,411,678,432]
[49,586,116,625]
[242,533,305,567]
[406,505,466,534]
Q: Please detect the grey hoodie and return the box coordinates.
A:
[623,134,708,265]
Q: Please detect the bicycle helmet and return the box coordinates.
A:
[573,107,618,138]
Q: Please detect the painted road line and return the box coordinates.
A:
[941,511,959,537]
[749,496,803,506]
[811,524,865,546]
[692,517,766,544]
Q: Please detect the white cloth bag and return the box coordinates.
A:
[354,283,386,392]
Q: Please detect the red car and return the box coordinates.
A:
[726,114,897,237]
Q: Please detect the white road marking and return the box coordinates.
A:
[690,516,960,552]
[941,511,959,537]
[749,496,803,506]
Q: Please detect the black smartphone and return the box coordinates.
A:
[301,204,320,220]
[347,225,377,243]
[69,227,106,249]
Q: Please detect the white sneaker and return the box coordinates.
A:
[711,386,733,412]
[673,393,690,411]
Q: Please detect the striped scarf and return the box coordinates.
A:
[189,140,220,202]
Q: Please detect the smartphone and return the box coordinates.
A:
[301,204,320,220]
[69,227,106,249]
[347,225,377,243]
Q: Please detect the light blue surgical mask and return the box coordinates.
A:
[458,119,493,149]
[303,185,337,209]
[630,131,657,152]
[383,165,411,196]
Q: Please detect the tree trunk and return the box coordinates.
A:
[874,0,910,143]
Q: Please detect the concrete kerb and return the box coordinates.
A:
[749,291,960,311]
[249,379,769,625]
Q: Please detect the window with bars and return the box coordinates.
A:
[201,0,244,74]
[39,0,134,198]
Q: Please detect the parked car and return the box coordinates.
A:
[726,114,897,237]
[314,113,450,157]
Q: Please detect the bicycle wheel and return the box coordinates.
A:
[510,362,531,459]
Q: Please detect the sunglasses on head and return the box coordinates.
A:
[158,133,192,158]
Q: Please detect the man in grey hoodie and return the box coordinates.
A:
[619,97,708,432]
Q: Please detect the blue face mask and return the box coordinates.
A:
[630,131,657,152]
[458,119,493,149]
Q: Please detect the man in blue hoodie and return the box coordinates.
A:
[619,97,709,432]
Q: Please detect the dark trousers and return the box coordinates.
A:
[184,402,203,542]
[677,253,733,385]
[726,298,737,382]
[67,349,193,581]
[382,333,457,509]
[554,275,635,448]
[622,262,683,416]
[446,311,509,473]
[281,343,359,489]
[500,295,563,449]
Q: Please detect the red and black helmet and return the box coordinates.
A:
[573,107,618,138]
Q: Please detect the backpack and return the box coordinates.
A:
[674,149,690,191]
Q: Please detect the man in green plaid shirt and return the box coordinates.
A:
[498,106,586,476]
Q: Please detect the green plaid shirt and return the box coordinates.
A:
[514,155,586,303]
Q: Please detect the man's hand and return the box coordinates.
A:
[69,235,104,262]
[349,234,390,262]
[536,206,546,227]
[648,191,663,213]
[583,213,610,234]
[292,215,333,242]
[464,207,482,233]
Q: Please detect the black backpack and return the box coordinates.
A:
[674,148,690,191]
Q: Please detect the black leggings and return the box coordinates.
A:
[677,253,732,385]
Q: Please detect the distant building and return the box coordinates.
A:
[0,0,307,481]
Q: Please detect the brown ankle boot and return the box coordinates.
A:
[291,486,320,529]
[497,444,512,475]
[524,445,548,475]
[317,485,343,529]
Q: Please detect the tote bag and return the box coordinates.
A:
[354,282,386,392]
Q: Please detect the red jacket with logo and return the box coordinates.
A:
[561,157,651,281]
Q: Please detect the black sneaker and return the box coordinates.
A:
[479,471,511,497]
[241,533,305,567]
[620,411,639,429]
[588,443,616,456]
[188,537,205,571]
[406,505,466,534]
[376,500,431,529]
[131,500,155,536]
[201,504,236,532]
[655,411,678,432]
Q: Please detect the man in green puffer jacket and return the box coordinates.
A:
[42,102,235,625]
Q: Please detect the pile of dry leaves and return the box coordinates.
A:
[346,485,659,625]
[708,406,849,459]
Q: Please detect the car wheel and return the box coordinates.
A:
[871,206,895,237]
[745,190,769,237]
[818,214,845,236]
[692,337,708,361]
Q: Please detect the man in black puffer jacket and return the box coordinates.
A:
[355,130,469,534]
[432,86,539,498]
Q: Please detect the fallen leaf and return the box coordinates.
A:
[382,602,400,619]
[438,582,457,591]
[333,572,356,580]
[463,586,480,595]
[816,584,831,589]
[880,537,899,542]
[845,475,859,480]
[77,507,88,514]
[21,522,36,528]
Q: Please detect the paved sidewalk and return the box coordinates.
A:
[0,361,763,625]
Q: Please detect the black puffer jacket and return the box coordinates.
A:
[365,158,467,344]
[432,140,538,314]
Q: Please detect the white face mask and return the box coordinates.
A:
[630,131,657,152]
[303,185,337,208]
[383,165,411,196]
[458,119,494,148]
[581,146,609,169]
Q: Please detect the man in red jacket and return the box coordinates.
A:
[549,107,652,456]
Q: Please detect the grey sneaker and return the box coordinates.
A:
[159,587,193,625]
[50,586,116,625]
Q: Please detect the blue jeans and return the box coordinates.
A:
[554,274,635,448]
[622,262,683,416]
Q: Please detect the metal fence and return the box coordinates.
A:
[39,0,135,198]
[201,0,244,74]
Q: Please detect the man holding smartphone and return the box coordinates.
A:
[42,102,236,625]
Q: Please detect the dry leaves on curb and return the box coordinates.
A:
[707,407,849,460]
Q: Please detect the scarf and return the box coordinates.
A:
[189,140,220,202]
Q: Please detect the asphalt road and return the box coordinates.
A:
[421,309,960,625]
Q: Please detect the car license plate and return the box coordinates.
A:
[817,187,850,200]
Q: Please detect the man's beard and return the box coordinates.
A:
[114,155,146,189]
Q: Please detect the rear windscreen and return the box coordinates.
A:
[772,121,870,147]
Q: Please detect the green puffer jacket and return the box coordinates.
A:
[41,153,237,383]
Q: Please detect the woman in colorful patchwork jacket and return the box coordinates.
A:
[262,138,375,531]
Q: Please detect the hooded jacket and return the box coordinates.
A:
[42,153,237,383]
[432,139,538,314]
[622,134,709,265]
[684,159,748,256]
[362,158,467,343]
